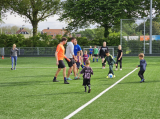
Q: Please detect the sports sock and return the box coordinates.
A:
[54,77,57,80]
[93,58,94,62]
[96,59,98,62]
[84,86,87,92]
[81,65,84,68]
[64,77,67,81]
[88,85,91,89]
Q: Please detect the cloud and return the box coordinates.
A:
[2,12,68,31]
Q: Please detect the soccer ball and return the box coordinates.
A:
[108,73,113,78]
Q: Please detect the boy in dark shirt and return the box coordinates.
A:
[79,60,93,93]
[102,51,117,78]
[116,45,123,70]
[136,53,147,83]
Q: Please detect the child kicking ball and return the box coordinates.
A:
[102,50,117,78]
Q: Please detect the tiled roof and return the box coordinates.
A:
[16,29,28,34]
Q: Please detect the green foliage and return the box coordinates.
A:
[59,0,150,38]
[2,0,60,36]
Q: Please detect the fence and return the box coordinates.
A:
[0,46,118,57]
[120,18,160,55]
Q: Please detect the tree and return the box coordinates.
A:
[3,0,60,36]
[59,0,150,38]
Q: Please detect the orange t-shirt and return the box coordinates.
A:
[56,44,65,60]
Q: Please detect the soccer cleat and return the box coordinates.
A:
[115,68,118,71]
[143,79,145,82]
[67,77,72,80]
[14,68,16,70]
[102,67,105,69]
[84,89,87,92]
[88,89,91,93]
[106,76,108,78]
[113,75,116,78]
[64,81,69,84]
[120,68,122,70]
[140,79,144,83]
[74,77,80,80]
[11,68,13,70]
[53,79,59,82]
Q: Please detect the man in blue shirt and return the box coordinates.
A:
[74,39,84,68]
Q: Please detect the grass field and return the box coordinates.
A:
[0,56,160,119]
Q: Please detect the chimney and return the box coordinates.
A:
[48,27,49,30]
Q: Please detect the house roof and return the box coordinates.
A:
[42,29,67,35]
[16,29,28,34]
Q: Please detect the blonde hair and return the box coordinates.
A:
[138,53,144,58]
[85,50,87,53]
[85,60,90,65]
[13,44,16,47]
[118,45,121,48]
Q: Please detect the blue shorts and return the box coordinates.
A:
[76,62,80,69]
[89,52,92,55]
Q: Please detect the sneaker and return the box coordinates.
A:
[67,77,72,80]
[140,79,144,83]
[88,89,91,93]
[11,68,13,70]
[106,76,108,78]
[64,81,69,84]
[143,79,145,82]
[115,68,118,71]
[53,79,59,82]
[120,68,122,70]
[102,67,105,69]
[74,77,80,80]
[84,89,87,92]
[113,75,116,78]
[14,68,16,70]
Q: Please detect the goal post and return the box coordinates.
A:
[83,47,114,57]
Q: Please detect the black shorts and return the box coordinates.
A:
[58,60,65,68]
[83,79,90,86]
[94,54,98,57]
[101,55,106,59]
[89,53,92,56]
[65,58,75,67]
[76,62,80,69]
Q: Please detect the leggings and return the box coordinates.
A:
[116,59,122,68]
[138,71,145,80]
[11,56,17,68]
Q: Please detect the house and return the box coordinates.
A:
[16,28,29,34]
[75,34,81,37]
[42,28,71,38]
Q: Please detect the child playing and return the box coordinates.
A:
[79,60,93,93]
[83,50,89,65]
[115,45,123,70]
[89,46,93,60]
[76,51,82,75]
[102,50,117,78]
[93,45,99,62]
[136,53,147,83]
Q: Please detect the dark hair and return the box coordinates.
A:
[105,50,109,53]
[61,37,67,42]
[70,37,76,41]
[77,51,80,53]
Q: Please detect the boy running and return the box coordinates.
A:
[79,60,93,93]
[115,45,123,70]
[93,45,99,62]
[136,53,147,83]
[103,51,117,78]
[53,37,70,84]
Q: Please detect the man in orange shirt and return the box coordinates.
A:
[53,37,71,84]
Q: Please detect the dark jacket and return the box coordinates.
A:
[138,59,147,71]
[103,54,116,65]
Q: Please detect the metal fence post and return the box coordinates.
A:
[2,47,4,56]
[120,19,122,46]
[37,47,39,55]
[149,0,152,54]
[144,19,145,54]
[19,48,20,55]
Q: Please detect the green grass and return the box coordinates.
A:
[0,57,160,119]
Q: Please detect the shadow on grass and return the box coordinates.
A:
[0,80,54,87]
[26,92,85,97]
[118,80,160,84]
[11,75,54,78]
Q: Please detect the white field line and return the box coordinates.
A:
[64,68,138,119]
[0,67,135,69]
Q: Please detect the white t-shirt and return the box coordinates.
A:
[65,42,74,58]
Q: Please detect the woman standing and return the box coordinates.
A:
[10,44,18,70]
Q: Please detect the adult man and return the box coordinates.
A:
[53,37,70,84]
[99,42,108,69]
[65,37,79,80]
[74,39,84,68]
